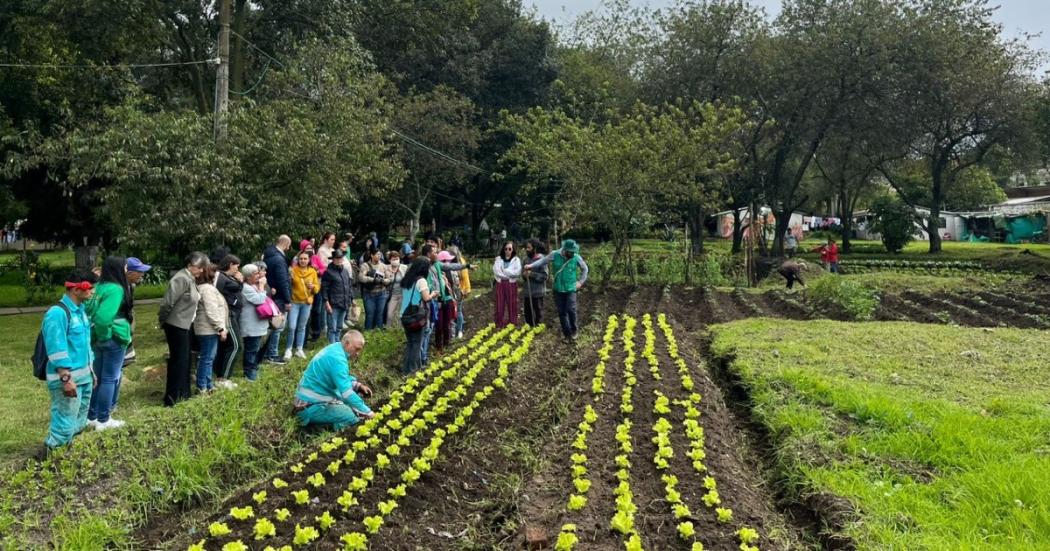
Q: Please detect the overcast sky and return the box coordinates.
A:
[528,0,1049,75]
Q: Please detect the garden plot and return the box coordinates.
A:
[837,259,1025,281]
[517,291,798,550]
[181,323,545,550]
[711,319,1050,549]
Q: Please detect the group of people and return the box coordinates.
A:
[36,230,593,450]
[778,236,840,290]
[294,236,591,432]
[36,257,152,453]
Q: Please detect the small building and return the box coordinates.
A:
[852,208,967,242]
[710,207,807,239]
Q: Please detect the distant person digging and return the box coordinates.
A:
[778,259,808,291]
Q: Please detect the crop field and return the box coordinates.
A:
[3,280,1050,550]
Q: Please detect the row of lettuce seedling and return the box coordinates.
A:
[189,322,542,550]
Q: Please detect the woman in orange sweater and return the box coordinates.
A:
[284,250,320,360]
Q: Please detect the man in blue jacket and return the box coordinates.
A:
[41,270,98,454]
[293,330,374,430]
[263,234,292,365]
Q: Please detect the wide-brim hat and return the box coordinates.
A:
[561,239,580,254]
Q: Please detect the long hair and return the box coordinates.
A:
[100,255,132,313]
[401,257,432,290]
[197,262,217,285]
[500,241,517,261]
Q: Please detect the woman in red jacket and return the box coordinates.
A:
[814,238,839,273]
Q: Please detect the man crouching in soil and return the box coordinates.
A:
[293,330,375,430]
[778,259,807,291]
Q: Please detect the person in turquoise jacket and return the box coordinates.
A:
[293,330,374,430]
[41,270,98,453]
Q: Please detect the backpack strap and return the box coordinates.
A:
[54,301,72,331]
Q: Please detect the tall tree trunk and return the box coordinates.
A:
[839,190,852,254]
[731,210,744,254]
[929,165,945,254]
[773,208,791,257]
[688,206,704,257]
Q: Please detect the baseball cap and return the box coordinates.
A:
[437,250,455,262]
[126,257,152,272]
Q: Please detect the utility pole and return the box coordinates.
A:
[213,0,231,141]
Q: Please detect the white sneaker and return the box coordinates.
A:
[283,349,293,361]
[95,419,126,431]
[456,331,464,339]
[216,379,238,390]
[86,419,99,430]
[294,348,307,359]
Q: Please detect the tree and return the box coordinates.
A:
[9,40,400,255]
[879,0,1036,253]
[869,195,918,253]
[502,100,749,284]
[390,86,481,243]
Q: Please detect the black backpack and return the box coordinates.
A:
[32,302,72,381]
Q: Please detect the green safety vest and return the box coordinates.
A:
[551,253,579,293]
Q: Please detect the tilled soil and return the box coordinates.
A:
[148,284,1049,550]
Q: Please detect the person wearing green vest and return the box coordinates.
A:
[524,239,589,339]
[85,256,133,431]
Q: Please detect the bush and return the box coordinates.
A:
[808,276,878,320]
[869,196,918,253]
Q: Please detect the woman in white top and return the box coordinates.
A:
[492,241,521,328]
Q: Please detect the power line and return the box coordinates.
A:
[0,59,218,69]
[230,31,285,68]
[389,128,487,175]
[230,57,273,96]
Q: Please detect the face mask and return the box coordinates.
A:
[391,260,401,268]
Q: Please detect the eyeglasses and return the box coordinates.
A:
[504,247,514,251]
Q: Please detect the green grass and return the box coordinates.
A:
[0,249,75,268]
[710,319,1050,550]
[0,298,417,549]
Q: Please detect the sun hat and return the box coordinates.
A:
[561,239,580,254]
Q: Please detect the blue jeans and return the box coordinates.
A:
[46,381,92,448]
[402,327,425,374]
[328,307,348,343]
[363,292,386,330]
[88,339,126,423]
[455,302,465,335]
[242,336,262,380]
[265,313,287,359]
[286,303,312,351]
[554,291,578,337]
[196,334,219,390]
[829,262,839,273]
[420,319,433,367]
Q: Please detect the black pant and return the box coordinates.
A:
[524,295,544,326]
[163,324,192,406]
[215,314,240,379]
[308,298,324,341]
